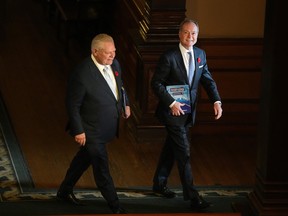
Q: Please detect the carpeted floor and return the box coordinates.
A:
[0,95,252,215]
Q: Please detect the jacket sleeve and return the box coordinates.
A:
[151,53,177,108]
[65,68,86,136]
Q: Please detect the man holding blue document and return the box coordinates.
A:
[151,18,223,210]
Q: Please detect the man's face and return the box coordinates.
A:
[179,22,199,49]
[92,41,116,65]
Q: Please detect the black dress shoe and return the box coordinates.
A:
[56,192,84,206]
[153,186,176,198]
[111,206,127,214]
[190,196,211,209]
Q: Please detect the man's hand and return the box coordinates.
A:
[214,102,223,120]
[75,133,86,146]
[122,106,131,119]
[171,101,185,116]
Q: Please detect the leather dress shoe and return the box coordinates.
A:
[153,186,176,198]
[56,192,84,206]
[111,206,127,214]
[190,195,210,209]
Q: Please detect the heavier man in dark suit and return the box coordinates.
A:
[151,19,223,209]
[57,34,130,214]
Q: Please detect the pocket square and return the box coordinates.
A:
[199,65,204,68]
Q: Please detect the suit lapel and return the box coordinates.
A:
[88,59,117,100]
[175,49,189,84]
[192,48,200,86]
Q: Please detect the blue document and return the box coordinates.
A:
[166,85,191,114]
[121,87,128,117]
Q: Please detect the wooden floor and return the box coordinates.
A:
[0,0,257,190]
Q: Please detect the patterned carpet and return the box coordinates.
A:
[0,96,252,215]
[0,103,22,202]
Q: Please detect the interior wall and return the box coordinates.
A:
[186,0,266,38]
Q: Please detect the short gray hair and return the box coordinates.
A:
[91,34,114,51]
[179,18,199,33]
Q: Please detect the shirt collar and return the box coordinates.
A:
[91,54,109,72]
[179,43,193,53]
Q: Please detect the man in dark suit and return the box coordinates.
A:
[151,18,223,209]
[57,33,130,214]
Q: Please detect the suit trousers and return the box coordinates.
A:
[58,141,119,208]
[153,125,198,200]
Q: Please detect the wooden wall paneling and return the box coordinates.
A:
[196,38,263,135]
[212,71,261,99]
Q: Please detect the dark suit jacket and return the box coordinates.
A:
[66,56,129,143]
[151,45,221,126]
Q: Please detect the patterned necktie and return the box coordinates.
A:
[188,51,195,85]
[103,66,118,100]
